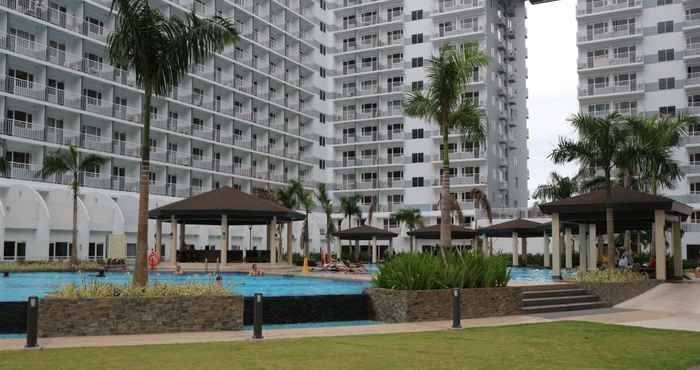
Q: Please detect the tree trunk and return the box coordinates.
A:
[439,122,452,261]
[286,222,293,265]
[325,214,332,257]
[304,212,310,259]
[133,87,152,287]
[70,176,79,266]
[606,207,615,269]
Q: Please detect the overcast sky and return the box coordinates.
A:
[524,0,579,204]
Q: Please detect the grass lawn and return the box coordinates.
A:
[1,321,700,370]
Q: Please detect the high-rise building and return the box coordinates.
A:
[576,0,700,260]
[0,0,529,261]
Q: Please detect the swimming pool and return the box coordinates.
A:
[0,271,370,302]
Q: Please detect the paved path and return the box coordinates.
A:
[2,283,698,352]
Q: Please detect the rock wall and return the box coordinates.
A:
[367,287,523,323]
[38,296,243,337]
[578,280,660,306]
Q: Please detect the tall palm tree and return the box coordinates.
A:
[532,172,579,203]
[404,43,488,256]
[470,188,492,251]
[339,194,362,230]
[275,185,298,264]
[392,208,424,253]
[41,145,106,265]
[108,0,237,286]
[550,113,634,268]
[315,183,335,257]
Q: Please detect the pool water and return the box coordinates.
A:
[0,271,370,302]
[509,267,575,282]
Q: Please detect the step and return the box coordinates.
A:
[521,301,608,314]
[522,295,600,307]
[522,288,589,299]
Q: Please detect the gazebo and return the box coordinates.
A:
[479,218,543,266]
[539,221,580,269]
[407,224,478,253]
[148,186,304,265]
[334,225,398,263]
[539,186,692,280]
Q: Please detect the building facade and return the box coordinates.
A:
[0,0,529,261]
[576,0,700,260]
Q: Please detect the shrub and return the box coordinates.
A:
[372,252,510,290]
[0,261,103,272]
[572,269,647,283]
[48,281,233,299]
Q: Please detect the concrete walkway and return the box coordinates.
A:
[1,282,698,352]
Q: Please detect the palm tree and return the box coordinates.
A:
[298,190,315,260]
[107,0,237,286]
[532,172,579,203]
[392,208,424,253]
[550,113,634,268]
[315,183,335,257]
[275,185,298,264]
[404,43,488,256]
[41,145,106,265]
[339,194,362,230]
[470,188,492,251]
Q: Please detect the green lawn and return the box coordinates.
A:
[1,321,700,370]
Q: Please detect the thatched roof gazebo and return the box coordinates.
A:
[479,219,543,266]
[539,187,692,280]
[334,225,397,263]
[149,187,304,265]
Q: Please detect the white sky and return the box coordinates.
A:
[525,0,579,204]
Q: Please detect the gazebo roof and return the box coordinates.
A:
[539,221,580,234]
[148,186,305,225]
[538,187,692,228]
[479,218,544,238]
[407,224,478,240]
[334,225,398,240]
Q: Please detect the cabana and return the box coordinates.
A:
[407,224,478,253]
[334,225,397,263]
[539,222,580,269]
[149,187,304,265]
[539,187,692,280]
[479,219,543,266]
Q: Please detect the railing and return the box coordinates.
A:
[435,0,484,14]
[576,0,641,16]
[579,82,642,97]
[577,25,641,42]
[434,23,484,38]
[432,175,486,186]
[0,119,44,140]
[434,150,484,160]
[578,54,642,69]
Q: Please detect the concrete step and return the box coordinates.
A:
[521,301,608,314]
[522,288,589,299]
[522,295,600,307]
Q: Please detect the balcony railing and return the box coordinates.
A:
[578,82,642,97]
[576,0,641,16]
[577,54,642,70]
[433,23,484,38]
[435,0,484,14]
[577,25,641,42]
[432,175,486,186]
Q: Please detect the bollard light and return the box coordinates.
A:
[26,296,38,348]
[252,293,263,340]
[451,288,461,329]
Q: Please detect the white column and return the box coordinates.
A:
[654,210,666,281]
[565,227,573,269]
[624,231,632,256]
[336,236,342,259]
[672,221,682,279]
[155,220,162,261]
[588,224,597,271]
[577,224,587,272]
[270,217,278,263]
[371,236,377,264]
[170,215,177,266]
[220,214,228,264]
[482,235,489,256]
[543,232,550,268]
[511,231,519,266]
[551,213,561,278]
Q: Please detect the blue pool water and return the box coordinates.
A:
[0,271,370,302]
[509,267,575,282]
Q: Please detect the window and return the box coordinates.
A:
[411,33,423,44]
[691,182,700,194]
[320,44,326,55]
[412,153,424,163]
[412,128,424,139]
[658,49,674,62]
[320,0,326,10]
[319,113,326,124]
[88,242,105,260]
[411,57,423,67]
[49,242,71,260]
[411,10,423,20]
[319,136,326,146]
[412,177,424,187]
[320,90,326,100]
[319,159,326,169]
[659,106,676,117]
[657,21,674,34]
[659,77,675,90]
[657,0,672,5]
[320,22,326,32]
[412,81,423,91]
[3,241,26,261]
[319,67,326,78]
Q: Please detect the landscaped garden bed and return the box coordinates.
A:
[0,261,106,272]
[571,269,660,306]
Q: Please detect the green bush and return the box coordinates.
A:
[48,281,233,299]
[0,261,103,272]
[571,269,647,283]
[372,252,510,290]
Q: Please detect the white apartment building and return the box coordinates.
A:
[576,0,700,260]
[0,0,529,262]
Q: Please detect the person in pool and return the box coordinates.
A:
[249,264,263,276]
[175,263,183,275]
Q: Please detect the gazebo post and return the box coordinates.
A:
[179,223,186,252]
[336,236,342,260]
[564,227,573,270]
[521,237,527,266]
[543,231,550,268]
[577,224,587,272]
[511,232,519,267]
[606,208,615,268]
[155,220,162,261]
[389,238,394,257]
[588,224,598,270]
[672,221,682,279]
[624,231,632,257]
[371,236,377,264]
[220,214,228,265]
[170,215,177,266]
[482,235,489,256]
[354,239,360,262]
[551,213,561,279]
[270,217,278,264]
[654,209,666,280]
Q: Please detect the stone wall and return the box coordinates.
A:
[38,296,243,337]
[578,280,660,306]
[367,287,523,323]
[243,294,369,325]
[0,302,26,333]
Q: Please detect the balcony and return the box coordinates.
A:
[433,24,484,40]
[339,15,401,32]
[334,109,402,122]
[577,54,642,70]
[330,155,404,168]
[0,119,45,141]
[686,13,700,30]
[333,130,405,144]
[432,175,486,186]
[683,162,700,175]
[578,82,643,98]
[339,37,403,53]
[435,0,485,14]
[576,0,641,17]
[6,162,40,180]
[432,150,484,161]
[577,25,641,43]
[582,108,639,118]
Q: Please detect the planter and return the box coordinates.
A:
[367,287,522,323]
[578,280,659,306]
[695,268,700,278]
[38,295,243,337]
